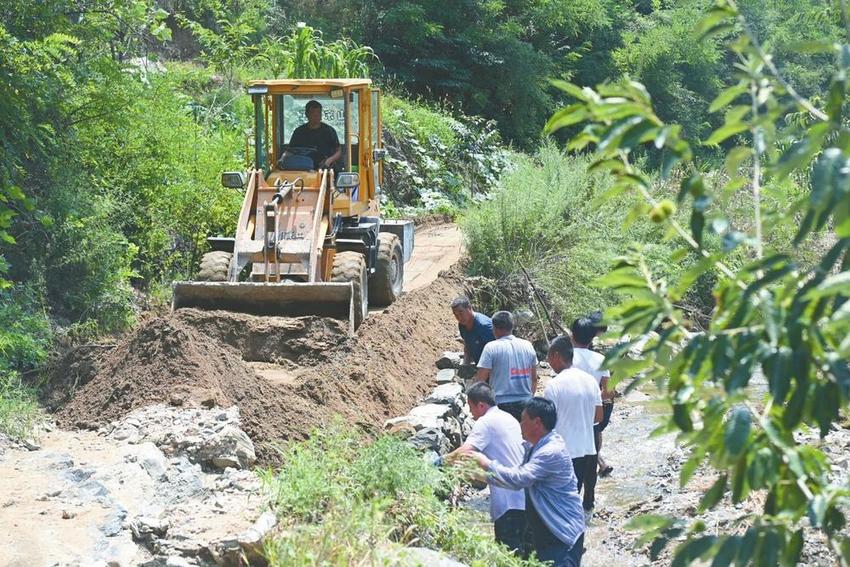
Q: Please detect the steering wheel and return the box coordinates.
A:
[282,145,318,157]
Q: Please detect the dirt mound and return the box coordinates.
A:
[42,343,116,411]
[56,318,258,428]
[55,269,464,463]
[174,309,348,365]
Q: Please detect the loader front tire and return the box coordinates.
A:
[197,251,232,281]
[331,251,368,330]
[370,232,403,307]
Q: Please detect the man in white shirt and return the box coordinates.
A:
[446,382,526,553]
[544,335,603,522]
[476,311,538,422]
[571,316,615,478]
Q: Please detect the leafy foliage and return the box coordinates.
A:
[0,287,49,438]
[547,0,850,563]
[256,23,377,79]
[260,422,544,566]
[382,95,510,212]
[462,145,695,324]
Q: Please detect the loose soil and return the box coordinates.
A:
[55,271,465,463]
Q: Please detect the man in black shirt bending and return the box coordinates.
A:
[287,100,342,170]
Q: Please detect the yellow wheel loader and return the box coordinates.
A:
[172,79,414,333]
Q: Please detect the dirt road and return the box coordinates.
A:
[403,224,464,292]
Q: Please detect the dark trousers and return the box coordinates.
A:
[536,532,584,567]
[593,401,614,437]
[571,455,598,511]
[498,401,526,422]
[494,509,527,555]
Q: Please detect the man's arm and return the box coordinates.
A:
[471,450,549,490]
[530,364,538,396]
[463,342,471,365]
[593,380,604,422]
[600,374,613,401]
[444,442,476,464]
[322,144,342,167]
[476,344,493,381]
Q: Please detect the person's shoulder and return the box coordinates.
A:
[585,348,605,364]
[568,366,595,381]
[473,312,492,325]
[490,407,518,426]
[535,431,568,459]
[292,123,309,133]
[469,413,490,434]
[573,367,599,388]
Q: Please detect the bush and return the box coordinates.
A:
[0,287,49,438]
[462,144,682,324]
[74,63,246,287]
[382,94,510,214]
[260,422,542,566]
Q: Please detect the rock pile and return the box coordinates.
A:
[384,351,475,456]
[0,405,275,567]
[101,405,256,471]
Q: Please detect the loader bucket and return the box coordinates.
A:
[171,281,355,335]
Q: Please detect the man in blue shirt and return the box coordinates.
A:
[467,397,586,566]
[451,296,495,365]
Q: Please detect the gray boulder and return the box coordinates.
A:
[130,514,170,542]
[195,425,256,470]
[236,511,277,558]
[436,351,463,370]
[457,364,477,380]
[435,368,456,384]
[408,404,453,428]
[408,428,451,455]
[425,383,463,407]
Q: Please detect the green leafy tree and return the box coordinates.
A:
[548,0,850,564]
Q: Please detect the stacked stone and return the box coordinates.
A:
[384,351,477,457]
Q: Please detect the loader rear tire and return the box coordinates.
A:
[370,232,403,307]
[331,251,368,330]
[197,251,232,281]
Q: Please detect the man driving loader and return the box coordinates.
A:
[286,100,342,170]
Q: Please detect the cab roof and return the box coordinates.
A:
[246,78,373,93]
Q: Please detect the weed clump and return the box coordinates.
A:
[260,422,543,566]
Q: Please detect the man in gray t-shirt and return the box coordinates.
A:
[476,311,538,421]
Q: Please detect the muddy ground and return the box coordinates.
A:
[51,278,464,464]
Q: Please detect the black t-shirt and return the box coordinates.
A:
[288,123,340,163]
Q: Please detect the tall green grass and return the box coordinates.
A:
[462,144,683,323]
[260,423,544,566]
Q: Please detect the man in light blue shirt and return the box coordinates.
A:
[468,397,585,566]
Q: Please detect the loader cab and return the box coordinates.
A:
[247,79,384,219]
